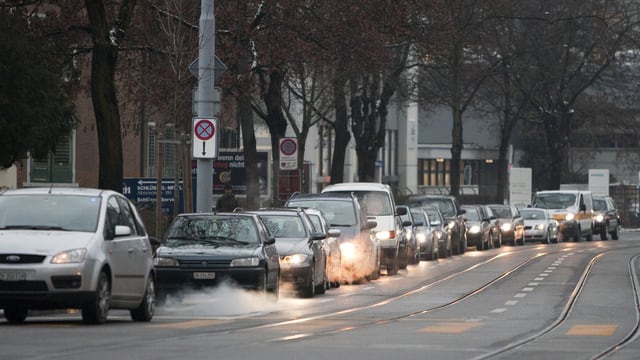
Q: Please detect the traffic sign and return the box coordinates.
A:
[279,137,298,170]
[192,118,217,158]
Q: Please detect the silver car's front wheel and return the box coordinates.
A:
[131,275,155,322]
[82,271,111,324]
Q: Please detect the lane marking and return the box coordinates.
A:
[505,300,518,306]
[528,282,539,286]
[491,308,507,313]
[147,319,231,329]
[419,322,481,334]
[514,293,527,298]
[522,287,534,292]
[534,277,544,281]
[567,324,618,336]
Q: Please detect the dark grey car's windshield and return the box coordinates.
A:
[165,216,259,245]
[0,194,100,232]
[593,199,606,211]
[409,199,455,217]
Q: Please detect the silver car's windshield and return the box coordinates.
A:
[165,216,259,245]
[410,199,455,217]
[489,206,511,218]
[0,194,101,232]
[520,209,545,220]
[533,194,577,209]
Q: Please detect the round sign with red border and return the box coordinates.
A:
[194,119,215,141]
[280,138,297,156]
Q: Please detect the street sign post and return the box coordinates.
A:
[192,117,217,159]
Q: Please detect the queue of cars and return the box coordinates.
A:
[0,185,622,324]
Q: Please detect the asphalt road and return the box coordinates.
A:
[3,231,640,360]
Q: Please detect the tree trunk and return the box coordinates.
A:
[262,71,288,205]
[330,78,349,184]
[84,1,134,192]
[450,105,463,196]
[239,93,259,210]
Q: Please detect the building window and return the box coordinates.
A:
[29,133,74,184]
[383,129,398,176]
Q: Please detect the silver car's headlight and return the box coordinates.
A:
[595,214,605,222]
[280,254,309,265]
[416,232,426,243]
[565,213,575,221]
[469,225,481,234]
[534,224,545,231]
[51,249,87,264]
[230,257,260,267]
[154,257,179,267]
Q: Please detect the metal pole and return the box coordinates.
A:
[196,0,215,212]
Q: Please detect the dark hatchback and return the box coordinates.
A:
[154,213,280,302]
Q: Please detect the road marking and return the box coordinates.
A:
[491,308,507,313]
[528,282,539,286]
[522,287,534,292]
[419,322,481,334]
[567,324,618,336]
[514,293,527,298]
[534,277,544,281]
[539,273,550,277]
[548,266,557,270]
[505,300,518,306]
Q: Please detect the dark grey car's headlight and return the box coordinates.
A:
[230,257,260,267]
[154,257,179,267]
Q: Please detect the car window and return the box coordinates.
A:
[354,191,393,216]
[417,199,455,217]
[411,210,427,226]
[464,209,480,221]
[165,216,259,245]
[259,215,307,238]
[424,209,443,225]
[520,209,544,220]
[0,194,100,232]
[533,193,577,209]
[489,206,511,218]
[116,196,142,235]
[307,214,324,233]
[593,198,607,211]
[286,199,357,226]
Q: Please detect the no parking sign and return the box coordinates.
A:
[192,118,217,158]
[279,138,298,170]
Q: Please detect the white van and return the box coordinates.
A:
[531,190,594,242]
[322,182,407,275]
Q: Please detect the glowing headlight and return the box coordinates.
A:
[230,257,260,267]
[281,254,309,265]
[565,213,575,221]
[500,223,512,232]
[51,249,87,264]
[154,257,179,267]
[595,214,604,222]
[448,221,456,230]
[534,224,545,231]
[416,233,426,243]
[469,225,481,234]
[376,231,392,240]
[404,231,413,241]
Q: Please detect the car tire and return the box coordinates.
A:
[82,271,111,324]
[299,266,315,298]
[600,224,609,241]
[611,225,619,240]
[494,232,501,248]
[387,254,399,275]
[130,275,155,322]
[315,268,327,295]
[3,306,28,324]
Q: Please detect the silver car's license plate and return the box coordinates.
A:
[193,272,215,280]
[0,271,27,281]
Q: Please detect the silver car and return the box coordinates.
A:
[520,208,559,244]
[0,187,156,324]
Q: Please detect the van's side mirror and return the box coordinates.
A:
[365,220,377,230]
[402,220,412,227]
[396,206,408,216]
[580,204,586,212]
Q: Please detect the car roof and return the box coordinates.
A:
[408,194,456,200]
[322,182,392,192]
[287,192,357,201]
[0,186,110,197]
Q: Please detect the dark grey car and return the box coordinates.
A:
[285,193,378,283]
